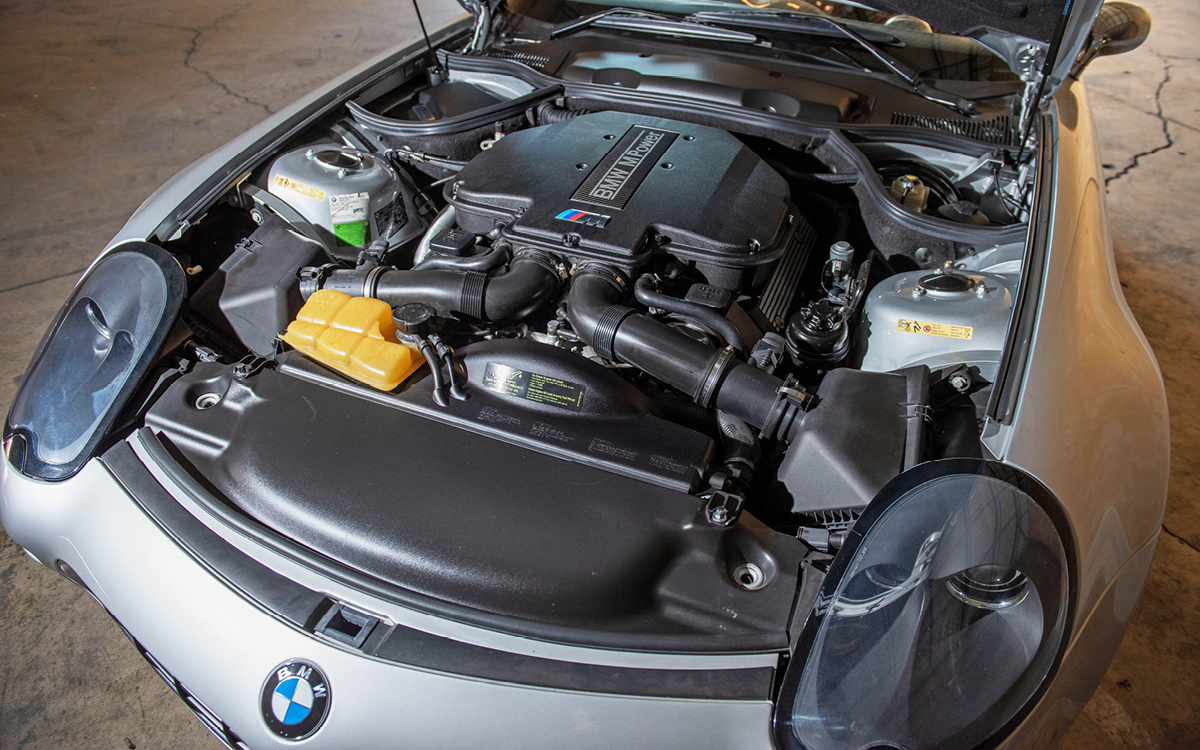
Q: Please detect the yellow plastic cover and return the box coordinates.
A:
[282,290,423,391]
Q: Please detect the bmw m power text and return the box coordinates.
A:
[1,0,1166,748]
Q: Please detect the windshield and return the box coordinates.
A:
[505,0,1019,82]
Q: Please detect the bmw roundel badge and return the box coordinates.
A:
[261,660,330,740]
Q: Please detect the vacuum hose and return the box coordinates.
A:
[633,274,745,354]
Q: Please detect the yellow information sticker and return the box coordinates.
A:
[273,174,326,202]
[897,318,973,340]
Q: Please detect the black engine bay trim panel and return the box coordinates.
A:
[127,427,793,654]
[101,440,779,700]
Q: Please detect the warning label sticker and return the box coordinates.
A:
[330,192,370,246]
[272,175,326,202]
[897,318,974,340]
[373,195,409,238]
[482,364,585,411]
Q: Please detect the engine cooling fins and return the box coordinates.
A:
[751,217,817,332]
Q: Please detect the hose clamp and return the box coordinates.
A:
[574,262,628,293]
[759,374,811,441]
[298,263,338,300]
[514,247,567,279]
[362,265,389,298]
[695,346,736,408]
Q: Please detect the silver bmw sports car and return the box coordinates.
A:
[1,0,1167,748]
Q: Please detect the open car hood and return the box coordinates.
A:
[477,0,1105,99]
[855,0,1105,96]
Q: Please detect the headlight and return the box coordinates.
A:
[775,460,1074,750]
[5,243,185,480]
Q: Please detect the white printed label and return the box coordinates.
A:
[329,192,370,224]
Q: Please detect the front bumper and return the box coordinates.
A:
[0,444,778,750]
[1,440,1158,750]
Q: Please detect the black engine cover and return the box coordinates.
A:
[448,111,795,289]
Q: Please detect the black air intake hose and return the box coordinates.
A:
[566,265,801,438]
[309,249,561,322]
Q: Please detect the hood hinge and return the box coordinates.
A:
[1016,0,1077,160]
[457,0,504,53]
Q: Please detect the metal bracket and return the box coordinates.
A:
[233,354,275,380]
[705,490,745,526]
[899,402,934,423]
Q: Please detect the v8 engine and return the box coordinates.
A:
[448,111,797,289]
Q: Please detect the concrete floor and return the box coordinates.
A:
[0,0,1196,746]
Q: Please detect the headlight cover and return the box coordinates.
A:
[5,242,185,480]
[775,460,1074,750]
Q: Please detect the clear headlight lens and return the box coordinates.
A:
[5,243,185,480]
[775,460,1073,750]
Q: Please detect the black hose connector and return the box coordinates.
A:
[418,338,449,407]
[536,102,594,124]
[717,411,760,475]
[432,335,469,401]
[633,275,745,354]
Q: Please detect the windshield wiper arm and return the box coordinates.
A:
[592,15,758,43]
[687,11,978,116]
[514,7,757,44]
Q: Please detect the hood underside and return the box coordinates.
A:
[857,0,1073,47]
[487,0,1105,97]
[857,0,1104,94]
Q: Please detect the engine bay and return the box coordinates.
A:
[137,28,1035,646]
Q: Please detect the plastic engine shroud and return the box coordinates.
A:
[447,111,796,290]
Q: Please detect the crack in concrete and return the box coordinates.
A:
[0,267,87,296]
[0,666,9,739]
[1106,60,1174,188]
[1092,89,1200,135]
[174,6,275,116]
[1162,524,1200,555]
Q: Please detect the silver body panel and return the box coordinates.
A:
[859,269,1018,374]
[0,16,1169,750]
